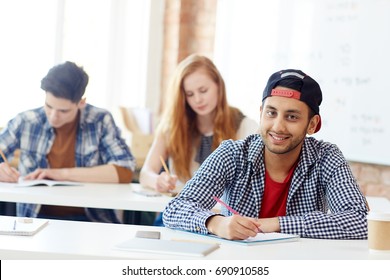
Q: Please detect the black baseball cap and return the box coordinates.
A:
[262,69,322,132]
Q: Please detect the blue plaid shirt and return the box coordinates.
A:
[163,134,368,239]
[0,104,135,223]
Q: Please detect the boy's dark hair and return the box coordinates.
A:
[41,61,89,103]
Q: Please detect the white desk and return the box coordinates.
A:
[366,196,390,212]
[0,183,172,212]
[0,217,388,260]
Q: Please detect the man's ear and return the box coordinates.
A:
[78,98,86,109]
[307,115,320,135]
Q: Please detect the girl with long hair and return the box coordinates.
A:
[140,54,258,193]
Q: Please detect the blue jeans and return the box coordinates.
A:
[153,212,164,226]
[37,213,89,222]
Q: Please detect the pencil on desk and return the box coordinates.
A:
[0,149,8,164]
[159,155,170,176]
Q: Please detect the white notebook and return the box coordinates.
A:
[17,178,82,187]
[181,230,300,246]
[0,216,49,236]
[235,232,300,245]
[115,238,219,257]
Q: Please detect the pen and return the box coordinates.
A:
[159,155,177,196]
[13,220,16,230]
[159,155,170,176]
[212,196,264,234]
[0,149,8,164]
[212,196,239,215]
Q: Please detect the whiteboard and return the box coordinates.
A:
[215,0,390,165]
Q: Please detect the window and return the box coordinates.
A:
[0,0,162,126]
[214,0,313,123]
[0,0,58,125]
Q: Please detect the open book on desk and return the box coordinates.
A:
[17,178,82,187]
[236,232,300,245]
[0,216,49,236]
[180,230,300,246]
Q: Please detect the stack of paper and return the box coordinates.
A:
[0,216,49,236]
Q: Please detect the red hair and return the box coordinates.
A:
[158,54,240,181]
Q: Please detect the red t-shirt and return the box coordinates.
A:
[259,164,297,218]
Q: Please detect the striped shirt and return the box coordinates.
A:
[0,104,135,223]
[194,135,213,165]
[163,134,368,239]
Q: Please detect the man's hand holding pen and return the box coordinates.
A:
[206,215,281,240]
[206,215,262,240]
[207,196,281,240]
[0,149,20,183]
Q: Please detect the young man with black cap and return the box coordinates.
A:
[163,69,368,240]
[0,61,135,223]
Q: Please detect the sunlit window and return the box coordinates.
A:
[0,0,58,125]
[0,0,157,126]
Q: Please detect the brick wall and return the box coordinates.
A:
[160,0,390,200]
[160,0,217,113]
[350,162,390,199]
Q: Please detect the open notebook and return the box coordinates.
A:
[180,230,300,246]
[0,216,49,236]
[231,232,299,245]
[17,178,82,187]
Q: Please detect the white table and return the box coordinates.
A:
[0,182,172,212]
[366,196,390,212]
[0,217,388,260]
